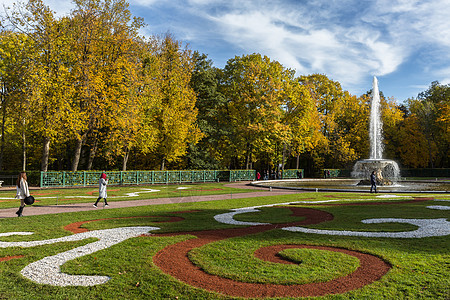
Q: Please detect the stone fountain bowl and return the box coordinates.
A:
[252,178,450,193]
[351,159,400,181]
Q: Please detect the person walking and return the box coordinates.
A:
[93,172,109,208]
[370,171,377,193]
[15,171,30,217]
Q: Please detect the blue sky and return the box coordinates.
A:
[2,0,450,102]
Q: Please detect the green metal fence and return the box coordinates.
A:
[282,169,304,179]
[40,170,256,188]
[322,169,351,178]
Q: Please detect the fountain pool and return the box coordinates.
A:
[253,178,450,193]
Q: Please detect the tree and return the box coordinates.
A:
[381,96,406,162]
[417,81,450,167]
[0,31,33,170]
[186,51,226,169]
[68,0,146,171]
[221,53,293,170]
[284,77,324,170]
[145,34,202,170]
[397,113,434,168]
[297,74,359,171]
[2,0,76,171]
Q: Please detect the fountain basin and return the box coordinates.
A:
[352,159,400,184]
[252,179,450,193]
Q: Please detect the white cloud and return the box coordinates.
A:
[206,3,406,87]
[1,0,448,98]
[190,0,449,93]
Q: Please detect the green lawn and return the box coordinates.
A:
[0,182,254,209]
[0,184,448,299]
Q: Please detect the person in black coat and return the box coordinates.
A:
[370,171,377,193]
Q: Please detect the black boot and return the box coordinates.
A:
[16,206,24,217]
[93,197,101,208]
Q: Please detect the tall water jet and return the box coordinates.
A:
[352,76,400,184]
[370,76,383,159]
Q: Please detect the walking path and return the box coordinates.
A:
[0,182,303,218]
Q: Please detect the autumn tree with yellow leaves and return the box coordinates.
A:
[220,53,293,170]
[144,34,202,170]
[0,0,448,173]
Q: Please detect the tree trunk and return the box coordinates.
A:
[41,136,50,172]
[245,142,252,170]
[87,139,98,170]
[22,120,26,171]
[0,99,6,171]
[161,157,165,171]
[71,138,83,171]
[282,143,286,172]
[122,147,129,171]
[296,154,300,169]
[427,138,434,168]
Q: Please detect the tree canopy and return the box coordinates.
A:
[0,0,448,174]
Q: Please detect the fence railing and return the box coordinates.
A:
[40,170,257,188]
[322,169,351,178]
[282,169,304,179]
[39,169,306,188]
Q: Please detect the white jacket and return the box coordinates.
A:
[99,178,108,198]
[16,178,30,200]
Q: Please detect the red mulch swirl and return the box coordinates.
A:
[0,255,25,262]
[152,207,390,298]
[62,205,395,298]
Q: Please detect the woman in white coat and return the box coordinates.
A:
[15,171,30,217]
[93,172,109,207]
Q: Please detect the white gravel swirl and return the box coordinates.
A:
[427,205,450,210]
[214,199,450,238]
[214,208,270,226]
[0,227,160,286]
[0,232,34,237]
[282,218,450,238]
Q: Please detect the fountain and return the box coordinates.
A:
[351,76,400,185]
[252,77,449,192]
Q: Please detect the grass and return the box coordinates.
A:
[189,235,361,285]
[0,184,449,299]
[0,182,253,209]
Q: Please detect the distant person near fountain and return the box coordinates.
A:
[370,171,377,193]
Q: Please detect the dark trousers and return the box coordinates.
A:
[94,197,108,205]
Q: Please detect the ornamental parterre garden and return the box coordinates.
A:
[0,183,448,299]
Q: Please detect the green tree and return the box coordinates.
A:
[186,51,226,169]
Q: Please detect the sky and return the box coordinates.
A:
[2,0,450,102]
